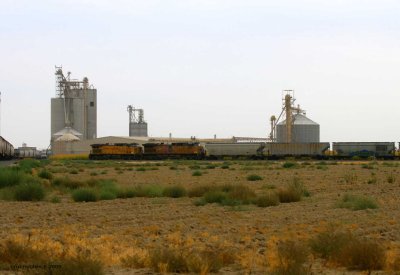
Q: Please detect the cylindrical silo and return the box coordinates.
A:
[276,113,319,143]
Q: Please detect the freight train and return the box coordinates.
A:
[89,141,397,160]
[0,136,14,160]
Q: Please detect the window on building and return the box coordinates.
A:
[90,102,94,107]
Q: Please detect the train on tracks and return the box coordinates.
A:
[89,141,398,160]
[0,136,14,160]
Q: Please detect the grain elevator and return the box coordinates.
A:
[51,67,97,142]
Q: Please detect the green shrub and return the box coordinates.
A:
[162,185,187,198]
[192,170,202,176]
[0,168,25,188]
[18,159,42,172]
[246,174,263,181]
[72,188,98,202]
[206,164,216,169]
[336,194,378,210]
[38,169,53,180]
[255,192,279,207]
[220,165,230,169]
[136,167,146,172]
[282,162,297,169]
[116,188,136,198]
[50,196,61,203]
[13,183,45,201]
[133,185,164,197]
[309,227,351,260]
[90,171,98,176]
[52,177,84,189]
[204,191,227,204]
[193,198,207,206]
[189,165,201,170]
[99,190,117,200]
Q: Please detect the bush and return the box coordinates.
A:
[272,240,309,275]
[188,185,215,197]
[150,247,188,273]
[18,159,42,172]
[0,168,25,188]
[246,174,263,181]
[309,227,351,260]
[13,183,45,201]
[99,190,117,200]
[50,196,61,203]
[225,184,256,204]
[282,162,297,169]
[387,173,396,183]
[72,188,98,202]
[69,169,79,175]
[162,185,187,198]
[136,167,146,172]
[336,194,378,210]
[192,170,202,176]
[204,191,227,204]
[255,192,279,207]
[278,185,302,203]
[52,177,84,189]
[337,237,385,271]
[116,187,136,198]
[133,185,164,197]
[38,169,53,180]
[221,165,230,169]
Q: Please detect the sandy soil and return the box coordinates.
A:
[1,160,400,274]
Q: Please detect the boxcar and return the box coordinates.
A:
[204,143,264,159]
[332,142,395,158]
[89,143,143,159]
[0,136,14,160]
[264,143,330,158]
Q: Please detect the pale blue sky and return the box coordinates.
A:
[1,0,399,148]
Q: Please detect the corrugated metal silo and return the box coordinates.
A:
[276,113,320,143]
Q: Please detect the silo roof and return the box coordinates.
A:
[278,113,319,125]
[56,133,80,142]
[53,127,83,137]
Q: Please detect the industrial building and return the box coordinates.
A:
[51,67,97,143]
[270,90,320,143]
[128,105,148,137]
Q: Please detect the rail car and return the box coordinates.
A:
[332,142,396,159]
[89,143,143,160]
[0,136,14,160]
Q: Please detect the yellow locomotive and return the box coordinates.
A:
[89,143,143,160]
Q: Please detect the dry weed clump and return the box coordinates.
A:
[336,193,378,210]
[0,239,104,275]
[310,227,385,272]
[270,239,310,275]
[255,191,279,207]
[277,180,304,203]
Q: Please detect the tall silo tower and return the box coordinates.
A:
[127,105,148,137]
[51,67,97,142]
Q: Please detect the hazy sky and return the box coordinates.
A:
[1,0,399,148]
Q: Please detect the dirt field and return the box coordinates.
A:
[1,159,400,274]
